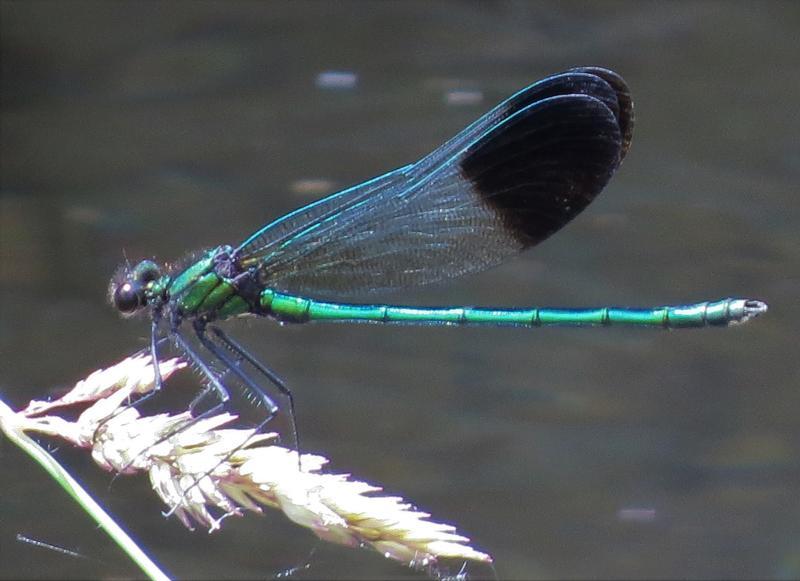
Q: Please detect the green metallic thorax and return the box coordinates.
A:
[160,249,250,320]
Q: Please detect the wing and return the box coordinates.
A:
[235,68,633,299]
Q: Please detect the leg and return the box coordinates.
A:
[173,329,230,405]
[112,318,169,412]
[207,325,300,457]
[94,328,170,447]
[150,314,163,392]
[193,322,279,426]
[158,323,285,512]
[119,320,169,409]
[109,328,231,483]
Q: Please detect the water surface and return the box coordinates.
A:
[1,2,798,579]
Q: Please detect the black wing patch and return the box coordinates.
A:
[460,93,622,246]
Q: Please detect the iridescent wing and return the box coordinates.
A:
[235,68,633,299]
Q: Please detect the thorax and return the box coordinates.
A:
[165,246,262,322]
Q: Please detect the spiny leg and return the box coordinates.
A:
[207,324,300,459]
[150,314,163,391]
[174,328,231,406]
[94,327,171,450]
[118,318,169,410]
[109,329,231,485]
[120,323,227,421]
[154,327,239,436]
[193,321,280,436]
[160,322,284,511]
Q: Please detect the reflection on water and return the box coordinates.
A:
[315,70,359,90]
[1,2,798,579]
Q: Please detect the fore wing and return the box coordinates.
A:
[235,68,632,299]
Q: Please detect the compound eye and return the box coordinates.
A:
[134,260,161,284]
[114,282,140,313]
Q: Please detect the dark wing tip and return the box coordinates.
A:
[460,94,623,247]
[568,67,634,161]
[481,68,634,167]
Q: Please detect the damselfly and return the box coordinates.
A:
[109,67,767,443]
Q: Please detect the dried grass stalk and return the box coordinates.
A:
[10,355,492,572]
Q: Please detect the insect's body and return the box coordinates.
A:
[109,67,766,449]
[136,243,763,331]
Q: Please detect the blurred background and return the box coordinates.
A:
[1,1,798,579]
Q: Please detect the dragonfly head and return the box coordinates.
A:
[109,259,163,316]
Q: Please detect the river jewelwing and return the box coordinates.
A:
[109,67,767,442]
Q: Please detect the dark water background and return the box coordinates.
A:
[1,2,798,579]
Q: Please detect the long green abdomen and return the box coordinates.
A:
[260,289,766,328]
